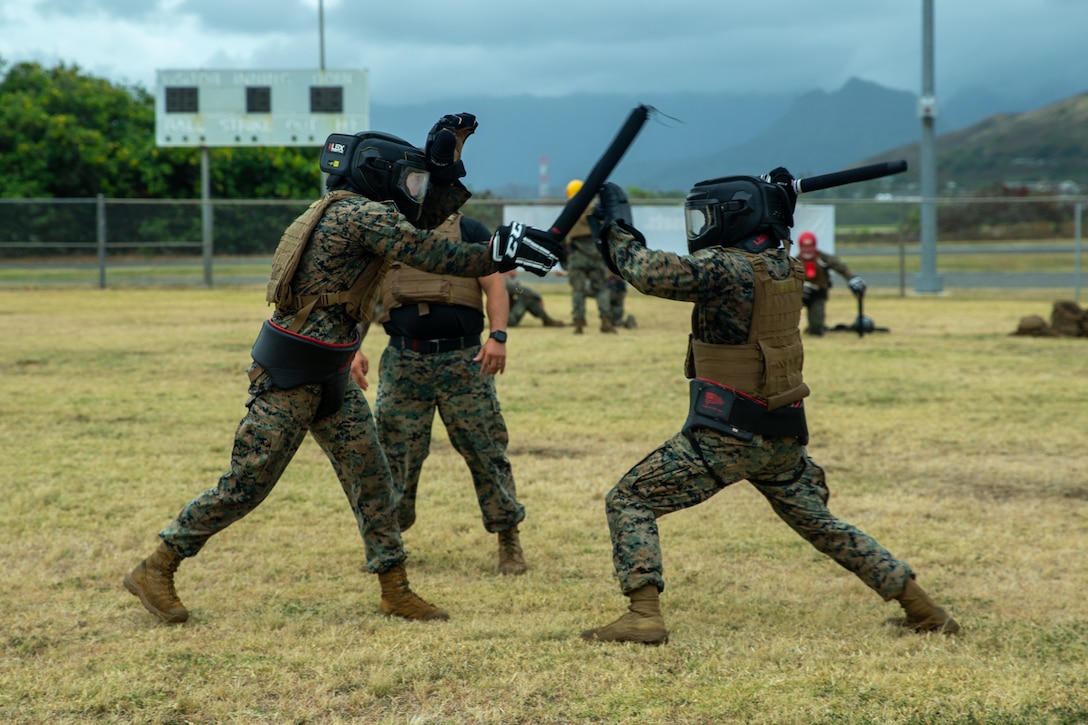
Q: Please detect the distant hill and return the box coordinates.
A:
[858,92,1088,195]
[371,91,798,197]
[639,79,919,189]
[372,79,1088,197]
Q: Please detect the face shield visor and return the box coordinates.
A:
[395,165,430,205]
[685,201,716,244]
[684,198,748,247]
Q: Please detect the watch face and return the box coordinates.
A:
[489,330,507,343]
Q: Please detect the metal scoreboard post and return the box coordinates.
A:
[154,69,370,148]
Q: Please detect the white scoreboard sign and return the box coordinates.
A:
[155,69,369,147]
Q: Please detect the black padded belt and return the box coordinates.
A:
[387,335,479,354]
[682,378,808,444]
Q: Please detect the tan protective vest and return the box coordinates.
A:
[266,190,390,332]
[689,252,809,410]
[376,212,483,322]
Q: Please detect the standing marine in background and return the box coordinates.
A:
[581,175,959,645]
[563,179,616,334]
[796,230,867,336]
[351,212,529,576]
[123,114,560,625]
[606,274,637,330]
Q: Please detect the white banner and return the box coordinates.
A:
[504,202,836,264]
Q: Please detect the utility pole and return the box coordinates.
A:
[915,0,943,293]
[318,0,326,70]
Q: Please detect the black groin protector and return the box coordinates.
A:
[250,320,361,419]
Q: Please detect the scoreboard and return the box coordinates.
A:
[155,69,369,147]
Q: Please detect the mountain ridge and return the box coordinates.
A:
[371,79,1088,197]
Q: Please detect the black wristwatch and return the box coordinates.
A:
[488,330,508,343]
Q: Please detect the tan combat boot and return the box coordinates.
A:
[123,541,189,624]
[543,315,565,327]
[600,316,617,333]
[581,584,668,645]
[378,565,449,621]
[887,578,960,634]
[497,526,528,576]
[574,320,586,335]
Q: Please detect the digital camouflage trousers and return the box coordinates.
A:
[567,258,611,324]
[606,427,913,600]
[160,372,406,573]
[375,344,525,533]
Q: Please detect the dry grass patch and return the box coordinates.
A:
[1,285,1086,724]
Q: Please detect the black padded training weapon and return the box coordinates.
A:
[791,160,908,195]
[546,104,652,241]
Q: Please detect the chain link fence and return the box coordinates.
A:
[0,195,1083,298]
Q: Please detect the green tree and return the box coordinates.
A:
[1,58,330,255]
[1,58,158,197]
[0,58,322,201]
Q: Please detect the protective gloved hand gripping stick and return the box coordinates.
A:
[496,104,652,276]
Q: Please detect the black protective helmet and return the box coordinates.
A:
[319,132,430,221]
[684,175,794,253]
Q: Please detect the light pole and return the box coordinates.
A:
[915,0,943,293]
[318,0,326,71]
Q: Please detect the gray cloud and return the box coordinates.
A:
[2,0,1085,108]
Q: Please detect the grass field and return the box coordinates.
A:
[1,283,1086,724]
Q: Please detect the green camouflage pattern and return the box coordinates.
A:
[273,191,493,343]
[600,227,913,600]
[506,277,547,326]
[565,236,611,324]
[607,275,629,327]
[607,429,912,599]
[375,345,524,533]
[160,185,497,572]
[161,375,406,572]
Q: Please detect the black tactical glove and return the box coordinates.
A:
[425,113,477,185]
[764,166,799,214]
[587,182,634,239]
[490,222,561,277]
[848,275,868,296]
[589,182,640,277]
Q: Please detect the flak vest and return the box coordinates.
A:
[376,212,483,322]
[266,190,391,333]
[686,251,810,411]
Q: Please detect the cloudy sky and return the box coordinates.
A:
[2,0,1086,108]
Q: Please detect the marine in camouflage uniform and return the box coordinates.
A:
[362,213,528,575]
[796,230,866,336]
[606,274,637,329]
[124,117,559,625]
[566,232,613,334]
[563,180,614,334]
[504,270,565,327]
[581,175,959,645]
